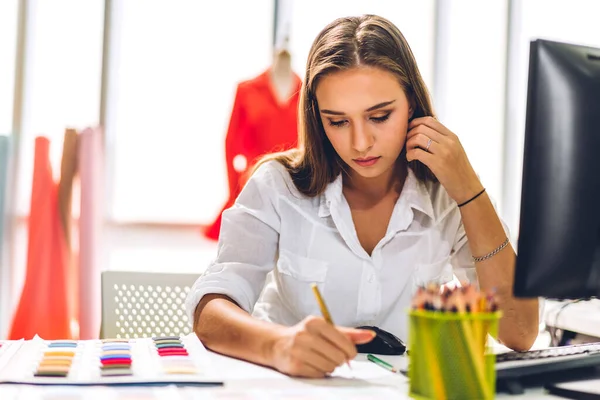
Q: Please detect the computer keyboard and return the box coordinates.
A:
[496,342,600,394]
[497,342,600,363]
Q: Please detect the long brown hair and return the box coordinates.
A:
[255,14,436,197]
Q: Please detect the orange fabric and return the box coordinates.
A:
[204,69,301,240]
[9,137,71,340]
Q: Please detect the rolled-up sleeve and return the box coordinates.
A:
[185,162,281,322]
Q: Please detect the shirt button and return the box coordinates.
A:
[368,273,375,283]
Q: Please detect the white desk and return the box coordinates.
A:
[0,350,563,399]
[544,299,600,339]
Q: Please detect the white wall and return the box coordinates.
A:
[433,0,508,219]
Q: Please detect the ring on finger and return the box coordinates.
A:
[425,138,432,152]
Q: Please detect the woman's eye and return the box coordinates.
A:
[371,112,391,123]
[328,119,348,127]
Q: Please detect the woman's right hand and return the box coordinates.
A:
[269,316,376,378]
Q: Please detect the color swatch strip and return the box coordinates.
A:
[152,336,198,375]
[100,339,133,377]
[34,341,78,377]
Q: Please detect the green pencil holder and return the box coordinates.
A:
[408,310,501,400]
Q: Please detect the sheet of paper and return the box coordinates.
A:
[0,386,181,400]
[186,387,404,399]
[331,359,403,380]
[0,340,23,373]
[0,386,405,400]
[334,354,409,376]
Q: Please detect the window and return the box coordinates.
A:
[0,0,18,134]
[107,0,275,224]
[0,0,18,341]
[432,0,508,215]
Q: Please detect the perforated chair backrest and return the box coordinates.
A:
[101,271,200,339]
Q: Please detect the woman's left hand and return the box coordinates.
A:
[405,116,483,204]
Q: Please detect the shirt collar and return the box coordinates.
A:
[318,168,434,221]
[400,168,434,221]
[318,174,343,218]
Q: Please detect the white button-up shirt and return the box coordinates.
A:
[186,161,501,342]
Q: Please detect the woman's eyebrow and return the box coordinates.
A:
[365,100,396,112]
[320,100,396,116]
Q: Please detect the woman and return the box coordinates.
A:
[186,14,539,378]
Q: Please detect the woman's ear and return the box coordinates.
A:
[408,98,416,121]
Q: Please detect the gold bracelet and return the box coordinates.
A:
[472,237,510,263]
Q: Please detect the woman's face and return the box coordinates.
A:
[315,66,413,180]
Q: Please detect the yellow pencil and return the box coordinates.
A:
[310,283,352,370]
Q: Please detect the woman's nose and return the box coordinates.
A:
[351,123,374,153]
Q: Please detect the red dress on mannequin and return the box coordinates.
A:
[203,69,302,241]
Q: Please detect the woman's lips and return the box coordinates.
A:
[353,156,380,167]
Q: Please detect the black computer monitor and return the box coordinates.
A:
[514,39,600,299]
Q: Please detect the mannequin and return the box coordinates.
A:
[203,39,302,241]
[269,47,295,105]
